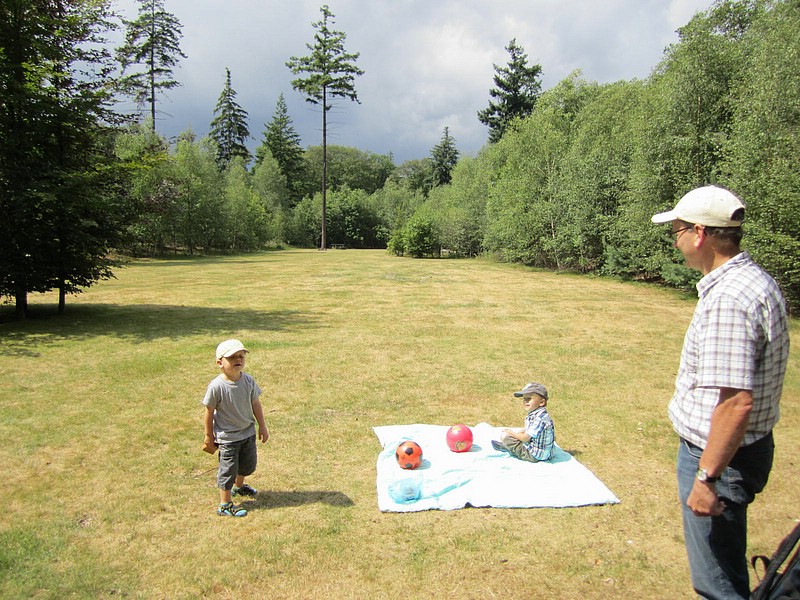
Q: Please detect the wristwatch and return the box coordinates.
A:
[696,467,720,484]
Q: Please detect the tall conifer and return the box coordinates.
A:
[478,39,543,143]
[0,0,124,317]
[117,0,186,132]
[286,4,363,250]
[430,127,459,187]
[209,68,251,169]
[256,94,305,204]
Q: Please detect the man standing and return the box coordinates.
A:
[652,185,790,600]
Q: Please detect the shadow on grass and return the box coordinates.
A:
[245,490,355,510]
[0,304,317,357]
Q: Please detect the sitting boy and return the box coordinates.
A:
[492,381,555,462]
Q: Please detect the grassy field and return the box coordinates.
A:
[1,249,798,599]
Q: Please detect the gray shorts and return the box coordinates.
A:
[217,435,257,490]
[501,434,540,463]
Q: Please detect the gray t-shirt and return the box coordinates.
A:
[202,373,262,443]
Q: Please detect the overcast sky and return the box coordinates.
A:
[112,0,713,164]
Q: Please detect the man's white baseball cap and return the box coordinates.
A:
[651,185,745,227]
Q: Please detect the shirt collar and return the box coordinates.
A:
[696,251,749,299]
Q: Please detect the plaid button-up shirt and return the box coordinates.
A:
[669,252,789,449]
[524,406,555,461]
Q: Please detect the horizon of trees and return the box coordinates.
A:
[2,0,799,317]
[109,0,800,314]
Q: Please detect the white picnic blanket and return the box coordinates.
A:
[374,422,620,512]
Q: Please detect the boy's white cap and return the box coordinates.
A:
[216,339,248,360]
[651,185,745,227]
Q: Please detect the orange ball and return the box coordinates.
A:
[395,441,423,469]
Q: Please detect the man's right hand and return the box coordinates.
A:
[687,480,726,516]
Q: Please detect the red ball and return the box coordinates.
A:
[446,424,473,453]
[395,441,423,469]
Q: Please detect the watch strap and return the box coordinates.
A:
[697,467,720,483]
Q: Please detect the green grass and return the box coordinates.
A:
[1,249,798,599]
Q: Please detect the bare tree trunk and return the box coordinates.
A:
[149,2,157,131]
[14,286,27,320]
[320,85,328,251]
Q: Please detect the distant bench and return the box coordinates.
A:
[331,243,345,249]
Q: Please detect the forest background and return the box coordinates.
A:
[1,0,799,316]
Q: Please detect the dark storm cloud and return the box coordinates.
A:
[113,0,711,163]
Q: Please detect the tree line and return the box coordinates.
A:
[2,0,798,318]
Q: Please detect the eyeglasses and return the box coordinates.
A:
[669,226,693,239]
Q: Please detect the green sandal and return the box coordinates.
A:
[217,502,247,517]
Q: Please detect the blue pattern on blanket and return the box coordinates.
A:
[374,422,620,512]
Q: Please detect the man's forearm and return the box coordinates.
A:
[699,387,752,475]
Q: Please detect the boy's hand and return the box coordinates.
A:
[258,428,270,443]
[203,436,218,454]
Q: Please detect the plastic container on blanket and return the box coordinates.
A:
[388,473,423,503]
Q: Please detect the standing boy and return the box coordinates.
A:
[492,381,555,462]
[652,185,789,599]
[203,339,270,517]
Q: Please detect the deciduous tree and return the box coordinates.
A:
[723,0,800,312]
[302,145,393,196]
[223,157,266,251]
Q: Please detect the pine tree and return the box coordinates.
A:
[256,93,305,204]
[209,68,251,169]
[116,0,187,132]
[430,127,459,187]
[286,4,363,250]
[478,39,543,143]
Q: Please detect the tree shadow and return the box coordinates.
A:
[0,304,318,357]
[244,490,355,510]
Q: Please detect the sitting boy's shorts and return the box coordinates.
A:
[501,434,541,463]
[217,435,257,490]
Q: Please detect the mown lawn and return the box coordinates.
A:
[1,249,797,599]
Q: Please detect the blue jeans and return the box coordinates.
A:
[677,434,773,600]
